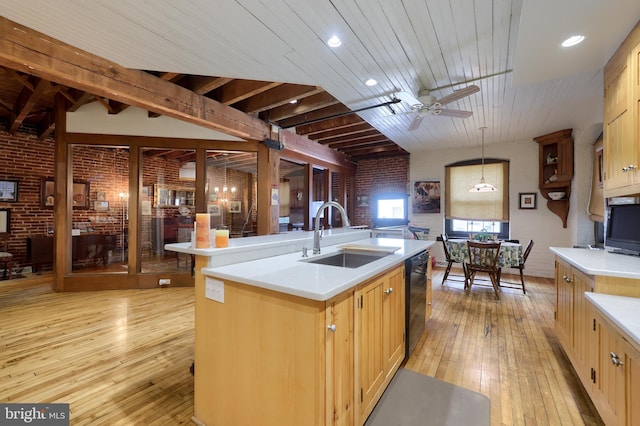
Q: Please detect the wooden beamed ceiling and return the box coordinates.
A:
[0,66,408,163]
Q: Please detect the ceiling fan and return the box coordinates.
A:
[393,85,480,131]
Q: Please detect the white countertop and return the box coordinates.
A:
[200,237,434,301]
[549,247,640,279]
[585,293,640,348]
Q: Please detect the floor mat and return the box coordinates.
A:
[364,368,490,426]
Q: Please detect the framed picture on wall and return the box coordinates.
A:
[519,192,537,209]
[229,201,241,213]
[41,178,90,209]
[94,200,109,211]
[412,180,441,214]
[0,208,10,233]
[0,180,18,202]
[208,203,221,216]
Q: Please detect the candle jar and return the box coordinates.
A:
[215,228,229,248]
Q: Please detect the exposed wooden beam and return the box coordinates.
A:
[325,136,391,150]
[262,91,339,122]
[233,84,323,114]
[277,104,352,129]
[0,16,270,141]
[280,129,355,173]
[310,122,374,141]
[10,76,48,133]
[37,110,55,140]
[188,76,233,95]
[295,115,365,135]
[319,130,384,145]
[211,80,282,105]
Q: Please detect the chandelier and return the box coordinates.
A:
[469,127,497,192]
[213,158,236,203]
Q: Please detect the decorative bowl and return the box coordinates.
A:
[548,191,566,200]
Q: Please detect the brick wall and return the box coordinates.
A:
[0,122,55,271]
[354,155,410,227]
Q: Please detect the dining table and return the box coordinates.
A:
[446,239,524,269]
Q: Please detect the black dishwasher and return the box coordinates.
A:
[404,250,428,358]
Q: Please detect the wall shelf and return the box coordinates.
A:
[534,129,574,228]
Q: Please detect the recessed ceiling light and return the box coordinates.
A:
[561,35,585,48]
[365,79,377,86]
[327,36,342,48]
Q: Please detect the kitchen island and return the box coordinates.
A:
[549,247,640,425]
[166,229,434,426]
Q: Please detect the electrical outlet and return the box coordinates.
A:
[159,278,171,286]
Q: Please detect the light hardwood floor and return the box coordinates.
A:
[0,269,602,425]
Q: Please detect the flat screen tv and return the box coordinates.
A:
[605,203,640,255]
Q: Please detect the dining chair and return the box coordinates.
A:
[0,233,13,280]
[440,233,466,286]
[465,241,502,300]
[408,226,430,276]
[498,240,534,294]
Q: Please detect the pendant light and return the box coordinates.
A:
[469,127,497,192]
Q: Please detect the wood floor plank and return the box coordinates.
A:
[0,268,603,425]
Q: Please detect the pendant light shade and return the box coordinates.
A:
[469,127,497,192]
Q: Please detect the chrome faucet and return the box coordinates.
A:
[313,201,351,254]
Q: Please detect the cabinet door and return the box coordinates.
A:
[355,276,385,421]
[573,268,594,379]
[383,266,405,373]
[604,50,635,191]
[594,312,625,426]
[621,338,640,426]
[632,41,640,188]
[555,259,573,350]
[325,291,354,426]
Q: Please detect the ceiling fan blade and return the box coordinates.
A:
[436,85,480,106]
[407,114,424,131]
[436,109,473,118]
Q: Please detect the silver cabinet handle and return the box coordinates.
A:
[622,165,637,172]
[384,288,393,295]
[562,275,572,283]
[327,324,336,332]
[610,351,624,367]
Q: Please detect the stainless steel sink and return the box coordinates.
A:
[303,251,389,268]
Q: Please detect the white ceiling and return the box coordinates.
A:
[1,0,639,151]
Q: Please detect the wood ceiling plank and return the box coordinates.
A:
[318,129,382,145]
[0,16,270,141]
[326,136,392,150]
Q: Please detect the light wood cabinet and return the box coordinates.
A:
[603,20,640,198]
[555,252,640,426]
[534,129,574,227]
[586,302,640,426]
[554,257,594,379]
[354,265,405,425]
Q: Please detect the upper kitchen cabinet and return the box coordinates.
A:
[603,20,640,198]
[535,128,574,228]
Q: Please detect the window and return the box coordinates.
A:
[445,160,510,239]
[372,192,408,228]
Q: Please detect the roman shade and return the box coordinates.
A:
[445,161,509,221]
